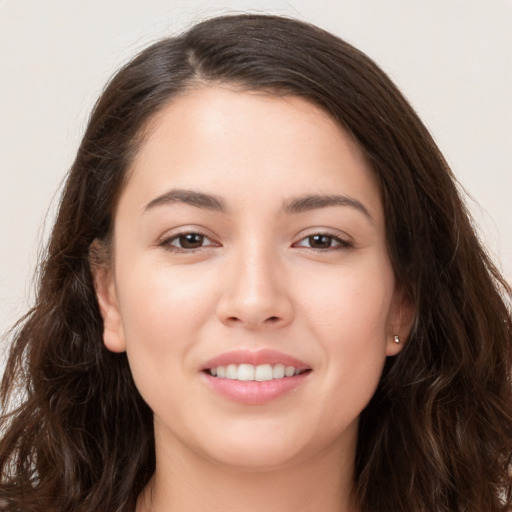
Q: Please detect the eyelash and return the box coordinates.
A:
[159,231,218,253]
[293,232,353,251]
[158,231,353,253]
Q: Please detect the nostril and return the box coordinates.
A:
[267,316,280,323]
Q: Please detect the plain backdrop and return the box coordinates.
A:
[1,0,511,365]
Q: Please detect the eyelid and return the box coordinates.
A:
[157,226,221,253]
[292,229,354,250]
[155,226,353,253]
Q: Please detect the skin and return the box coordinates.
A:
[94,85,412,512]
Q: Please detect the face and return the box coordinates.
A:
[94,86,407,471]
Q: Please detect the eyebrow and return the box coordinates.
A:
[144,189,372,221]
[283,194,373,221]
[144,189,228,213]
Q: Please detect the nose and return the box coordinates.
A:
[215,244,294,330]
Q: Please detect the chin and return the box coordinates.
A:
[205,443,305,471]
[193,422,333,471]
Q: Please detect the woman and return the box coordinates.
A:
[1,13,511,512]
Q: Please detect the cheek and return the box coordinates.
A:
[298,258,394,398]
[116,254,218,338]
[300,257,394,342]
[113,258,220,398]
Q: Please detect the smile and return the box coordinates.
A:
[208,363,305,381]
[201,349,312,405]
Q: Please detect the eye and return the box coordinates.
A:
[159,232,218,252]
[294,233,352,250]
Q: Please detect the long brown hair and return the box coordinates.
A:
[1,14,511,512]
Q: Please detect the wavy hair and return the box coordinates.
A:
[1,14,511,512]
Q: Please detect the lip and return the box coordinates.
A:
[201,349,310,371]
[200,349,312,405]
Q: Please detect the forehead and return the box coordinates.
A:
[121,85,383,221]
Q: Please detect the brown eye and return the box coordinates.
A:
[294,233,352,251]
[175,233,205,249]
[307,234,335,249]
[160,230,220,254]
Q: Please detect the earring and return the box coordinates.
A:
[393,305,403,344]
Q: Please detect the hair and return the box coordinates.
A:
[1,13,511,512]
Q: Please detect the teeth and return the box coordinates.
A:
[208,363,305,381]
[238,364,255,381]
[285,366,296,377]
[273,364,285,379]
[255,364,272,381]
[226,364,238,379]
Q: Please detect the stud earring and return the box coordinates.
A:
[393,305,403,344]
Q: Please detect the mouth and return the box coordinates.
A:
[201,349,312,405]
[205,363,310,381]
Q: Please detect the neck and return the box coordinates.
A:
[137,428,358,512]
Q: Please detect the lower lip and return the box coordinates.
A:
[202,372,310,405]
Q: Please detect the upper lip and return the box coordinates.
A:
[201,349,311,371]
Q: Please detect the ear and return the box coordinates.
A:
[90,241,126,353]
[386,285,415,357]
